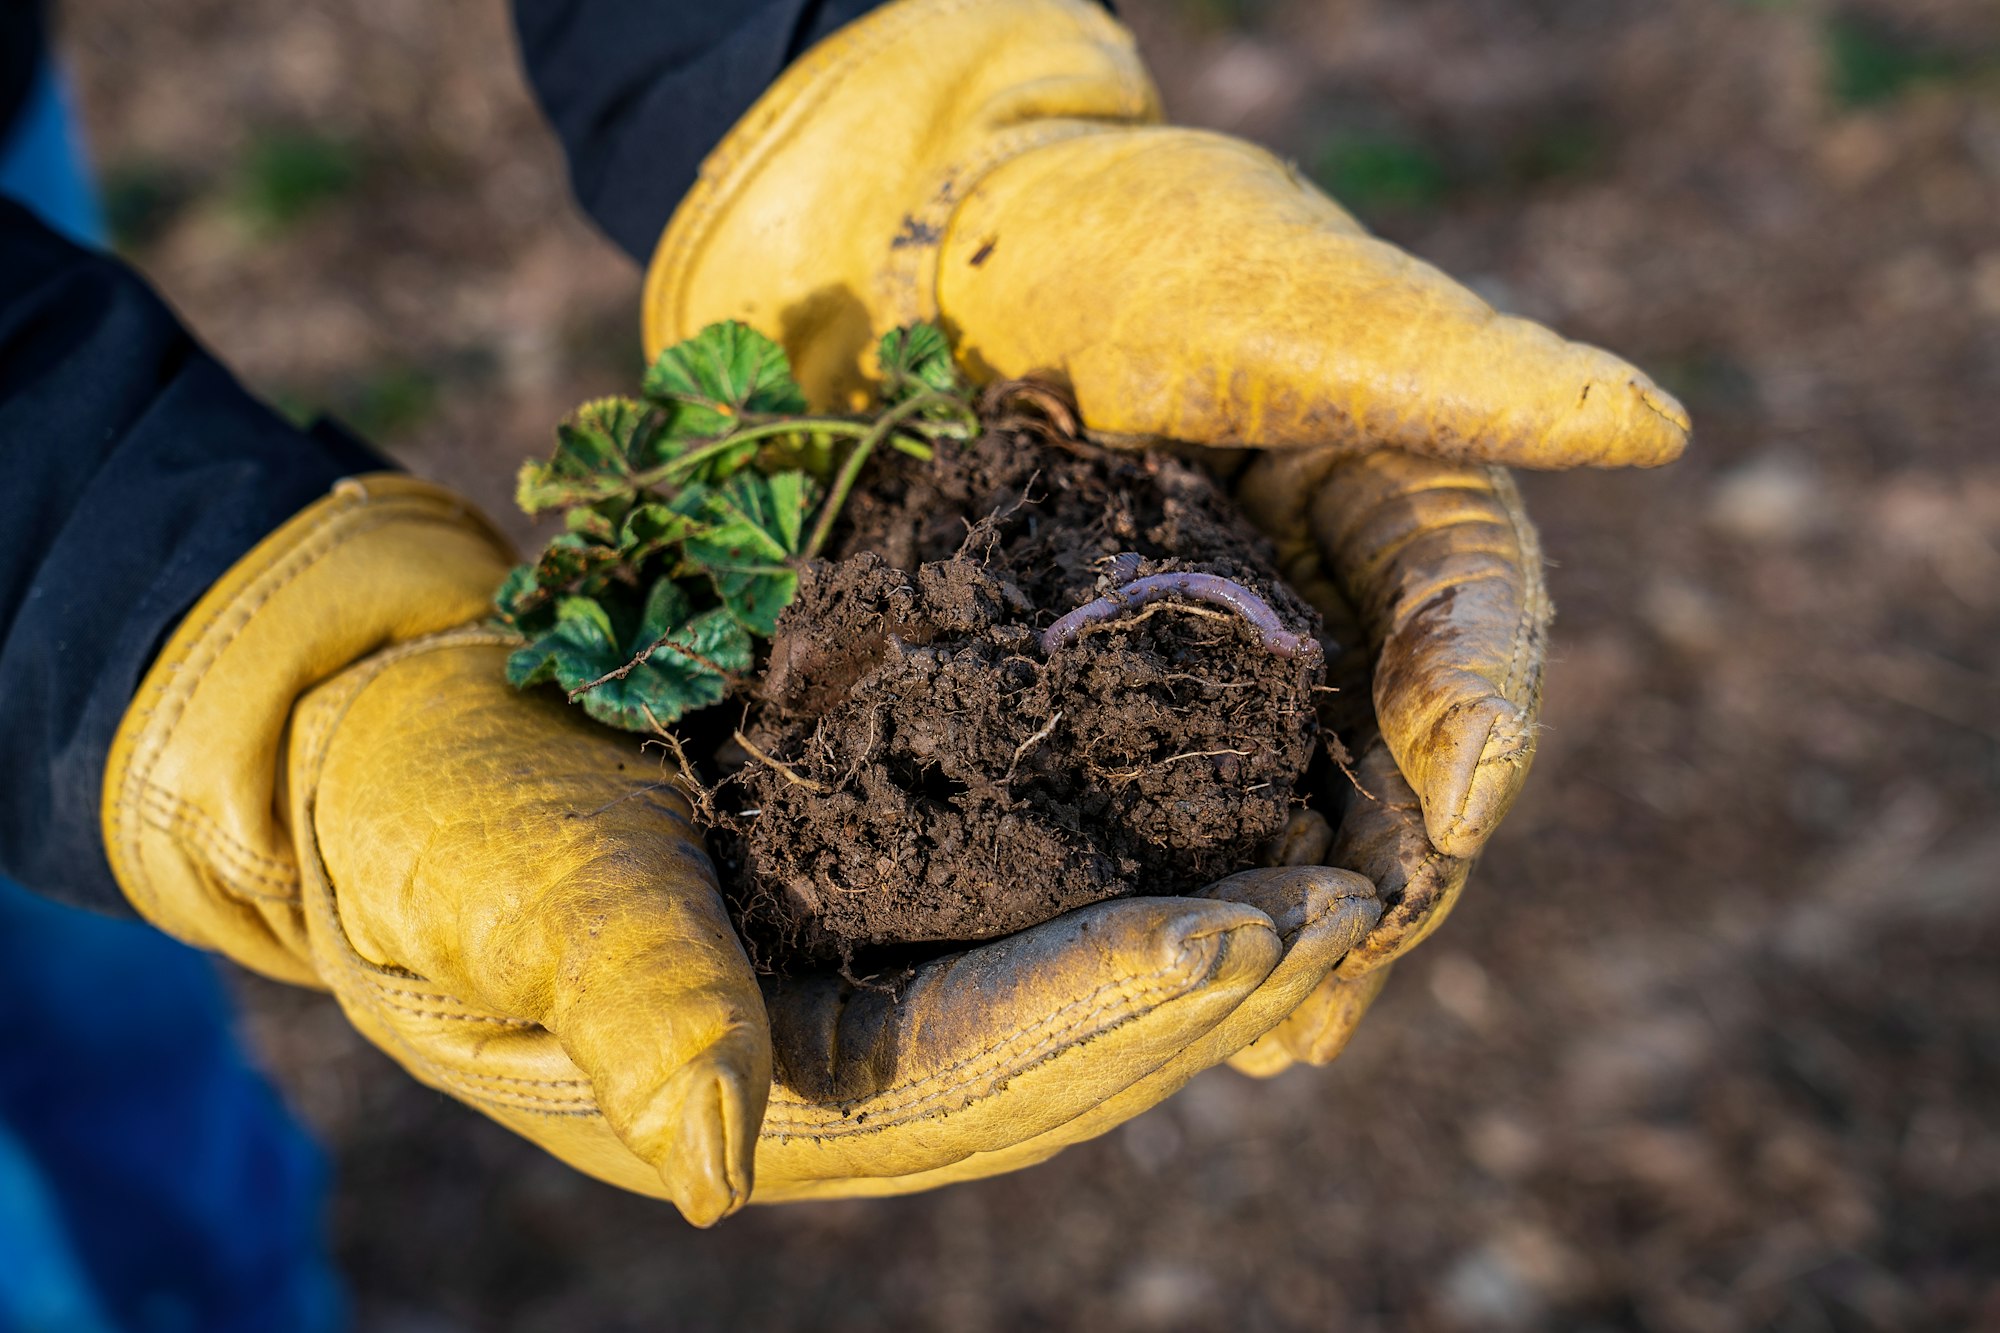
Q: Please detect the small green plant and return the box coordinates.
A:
[1825,14,1978,108]
[232,131,364,232]
[1310,132,1453,217]
[495,320,976,730]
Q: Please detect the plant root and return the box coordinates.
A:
[732,729,830,793]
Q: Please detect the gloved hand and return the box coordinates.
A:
[1225,447,1549,1076]
[104,478,765,1223]
[643,0,1688,470]
[744,448,1550,1195]
[98,476,1385,1220]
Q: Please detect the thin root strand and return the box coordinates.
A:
[733,729,831,793]
[1003,710,1063,785]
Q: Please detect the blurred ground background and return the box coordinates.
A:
[49,0,2000,1328]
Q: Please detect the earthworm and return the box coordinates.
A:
[1040,569,1320,660]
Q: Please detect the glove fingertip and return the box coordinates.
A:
[1420,696,1537,859]
[653,1037,767,1226]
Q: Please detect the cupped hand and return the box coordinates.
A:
[645,0,1687,472]
[747,865,1378,1200]
[289,629,770,1225]
[1221,447,1552,1076]
[292,630,1384,1210]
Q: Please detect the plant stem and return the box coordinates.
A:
[630,417,876,491]
[801,392,970,560]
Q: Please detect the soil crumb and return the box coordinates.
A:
[713,394,1328,971]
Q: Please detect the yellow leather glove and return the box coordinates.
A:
[750,862,1380,1201]
[644,0,1688,470]
[99,474,1384,1218]
[103,478,767,1223]
[1225,447,1549,1076]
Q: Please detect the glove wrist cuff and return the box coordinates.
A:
[101,474,515,982]
[641,0,1158,409]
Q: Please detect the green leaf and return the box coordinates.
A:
[681,470,818,567]
[677,471,815,635]
[641,322,806,441]
[504,319,960,730]
[534,532,622,595]
[567,396,651,462]
[539,579,756,731]
[760,471,816,554]
[709,567,798,637]
[878,322,964,402]
[517,396,651,513]
[631,575,694,646]
[658,606,754,675]
[505,604,625,693]
[619,503,705,562]
[494,536,622,633]
[564,505,620,543]
[555,595,617,642]
[630,579,754,678]
[493,563,546,632]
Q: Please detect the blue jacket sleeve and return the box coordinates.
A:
[511,0,891,261]
[0,202,386,912]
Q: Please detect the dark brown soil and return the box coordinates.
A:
[709,404,1328,969]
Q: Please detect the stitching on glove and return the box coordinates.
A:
[364,989,606,1104]
[136,784,298,900]
[1488,466,1549,709]
[371,994,538,1030]
[441,1068,588,1092]
[363,976,473,1006]
[762,923,1252,1137]
[111,495,482,924]
[1337,848,1460,976]
[431,1083,597,1114]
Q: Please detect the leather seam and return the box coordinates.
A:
[135,785,298,900]
[1489,466,1547,709]
[372,996,537,1030]
[763,924,1248,1135]
[1337,847,1451,977]
[111,497,483,923]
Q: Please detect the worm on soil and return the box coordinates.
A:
[1040,568,1321,661]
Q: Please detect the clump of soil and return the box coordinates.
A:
[707,396,1328,972]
